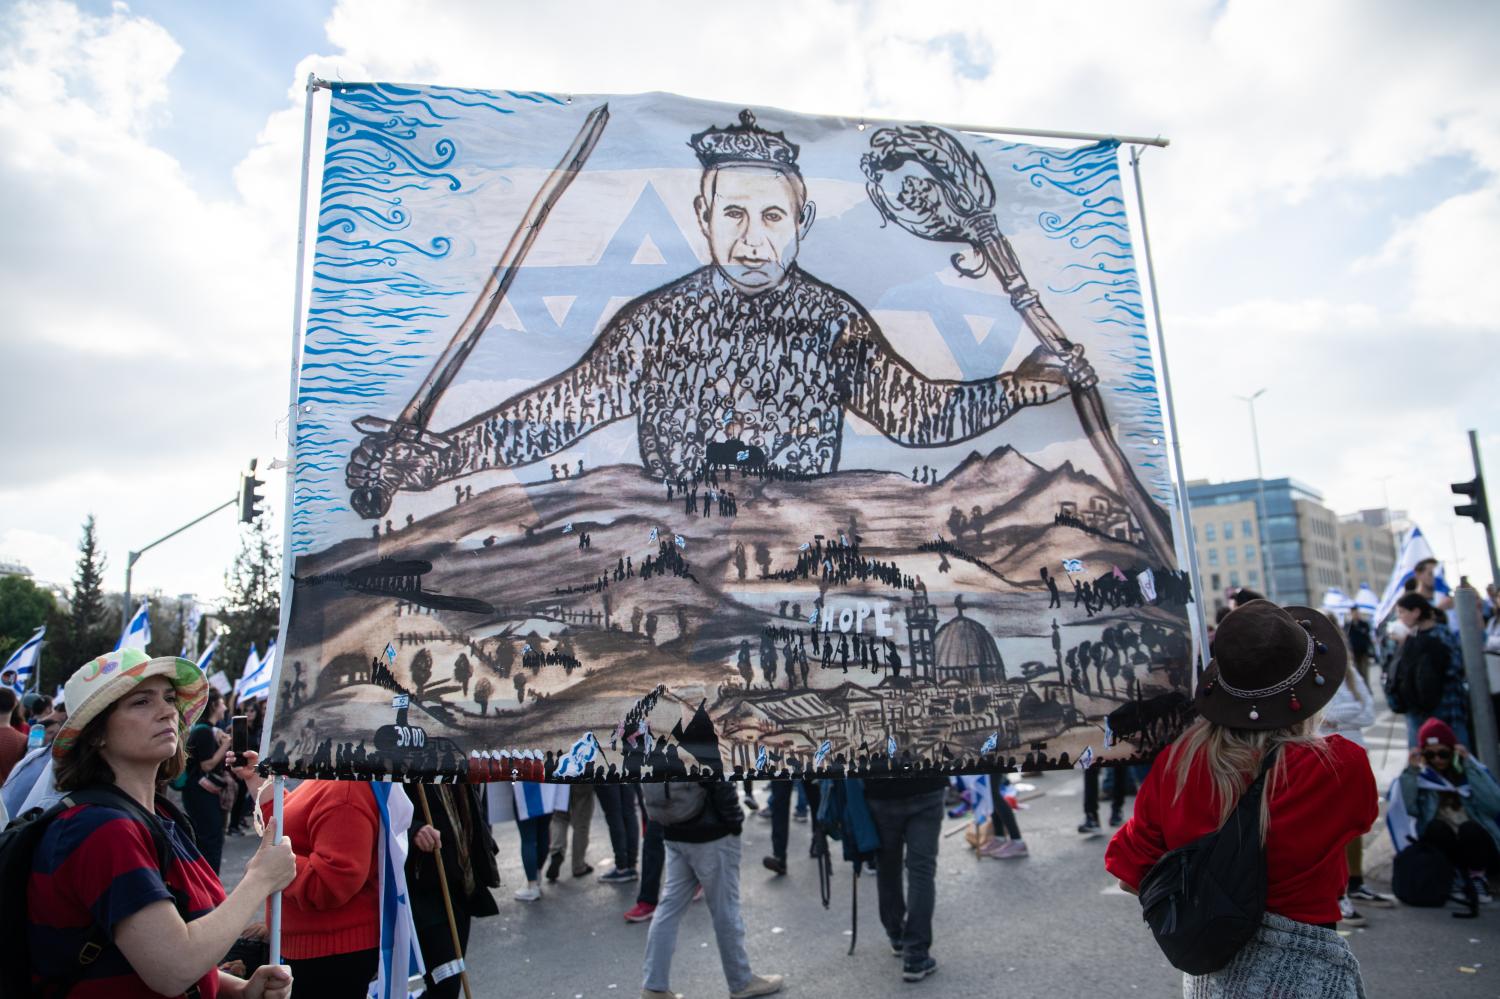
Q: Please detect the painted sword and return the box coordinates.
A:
[349,103,611,519]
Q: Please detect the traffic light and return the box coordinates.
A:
[239,459,265,523]
[1452,475,1489,527]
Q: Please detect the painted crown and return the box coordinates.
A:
[689,110,801,174]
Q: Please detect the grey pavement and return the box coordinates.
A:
[223,710,1497,998]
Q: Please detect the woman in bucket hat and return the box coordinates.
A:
[27,648,297,999]
[1106,600,1379,998]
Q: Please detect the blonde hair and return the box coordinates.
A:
[1170,715,1329,843]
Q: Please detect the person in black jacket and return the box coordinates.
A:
[1345,608,1374,682]
[864,773,947,982]
[407,784,501,999]
[1392,593,1466,748]
[640,779,783,999]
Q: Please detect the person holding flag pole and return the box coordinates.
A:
[4,625,45,692]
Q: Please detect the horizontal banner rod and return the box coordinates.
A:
[306,78,1168,147]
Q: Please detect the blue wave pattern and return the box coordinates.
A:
[1000,140,1173,509]
[293,84,558,551]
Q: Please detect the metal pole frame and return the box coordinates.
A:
[1127,146,1210,678]
[265,70,321,969]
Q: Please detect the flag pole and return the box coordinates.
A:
[265,70,320,972]
[415,784,475,999]
[1127,146,1211,678]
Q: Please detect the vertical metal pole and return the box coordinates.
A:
[264,72,320,972]
[269,775,285,965]
[1469,429,1500,591]
[1454,584,1498,773]
[1127,147,1210,676]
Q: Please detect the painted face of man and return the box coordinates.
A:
[697,166,815,296]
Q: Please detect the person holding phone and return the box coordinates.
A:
[182,688,234,872]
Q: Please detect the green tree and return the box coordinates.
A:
[0,575,55,665]
[218,517,281,687]
[71,514,115,659]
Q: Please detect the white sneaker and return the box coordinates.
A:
[730,974,783,998]
[513,886,542,902]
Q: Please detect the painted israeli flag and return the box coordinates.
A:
[554,732,600,779]
[1076,745,1096,770]
[5,627,44,690]
[813,739,833,770]
[116,601,151,652]
[648,527,659,543]
[886,735,897,757]
[238,641,276,701]
[807,609,818,624]
[1062,559,1085,574]
[1374,524,1450,624]
[755,745,768,771]
[384,642,397,663]
[196,633,220,675]
[563,522,573,534]
[674,534,686,548]
[1137,567,1158,604]
[979,731,999,755]
[370,782,425,999]
[799,542,810,551]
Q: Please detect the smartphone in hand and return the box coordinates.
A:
[231,715,249,755]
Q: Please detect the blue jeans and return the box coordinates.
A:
[516,815,551,882]
[769,779,822,861]
[866,790,944,962]
[596,783,640,870]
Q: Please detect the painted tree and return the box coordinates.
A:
[474,676,494,716]
[453,653,472,695]
[410,648,433,695]
[513,672,527,703]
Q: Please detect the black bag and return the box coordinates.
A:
[1391,841,1454,907]
[1381,660,1409,714]
[1136,748,1277,976]
[0,785,197,999]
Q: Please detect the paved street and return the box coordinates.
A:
[224,711,1496,998]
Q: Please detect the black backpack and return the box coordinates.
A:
[1136,748,1278,976]
[0,785,197,999]
[1391,841,1454,907]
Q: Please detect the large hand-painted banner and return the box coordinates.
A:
[268,84,1196,783]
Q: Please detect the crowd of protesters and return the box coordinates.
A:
[3,577,1498,999]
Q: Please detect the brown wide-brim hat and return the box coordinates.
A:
[1195,600,1346,731]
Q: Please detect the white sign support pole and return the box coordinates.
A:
[1127,146,1211,679]
[266,70,323,969]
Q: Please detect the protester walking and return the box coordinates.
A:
[640,777,782,999]
[595,782,641,883]
[489,779,567,901]
[1344,608,1374,683]
[1318,646,1393,926]
[407,783,501,998]
[1391,718,1500,918]
[763,777,822,875]
[979,772,1029,859]
[1106,600,1377,997]
[1390,593,1468,748]
[181,686,234,872]
[864,771,948,982]
[27,648,296,999]
[269,776,383,997]
[546,781,595,881]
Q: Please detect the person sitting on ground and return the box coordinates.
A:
[29,648,296,999]
[1392,718,1500,918]
[640,776,782,999]
[1106,600,1377,995]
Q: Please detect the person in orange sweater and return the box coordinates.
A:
[263,779,381,998]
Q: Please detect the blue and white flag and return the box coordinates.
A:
[370,782,425,999]
[956,774,992,828]
[813,739,833,770]
[553,732,600,779]
[196,633,220,676]
[180,604,204,658]
[979,731,999,756]
[1374,525,1449,624]
[755,745,768,771]
[384,642,398,663]
[1075,745,1096,770]
[4,627,44,690]
[117,601,151,652]
[886,735,898,757]
[1061,559,1085,575]
[237,641,275,701]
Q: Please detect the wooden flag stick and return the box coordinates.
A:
[415,784,474,999]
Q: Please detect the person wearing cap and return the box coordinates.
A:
[1106,600,1377,995]
[1396,718,1500,917]
[27,648,297,999]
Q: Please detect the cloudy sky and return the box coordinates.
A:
[1,0,1497,604]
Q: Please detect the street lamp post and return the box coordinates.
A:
[1236,389,1277,602]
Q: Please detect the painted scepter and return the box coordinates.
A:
[861,128,1176,567]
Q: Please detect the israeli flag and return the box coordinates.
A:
[238,641,275,701]
[886,735,897,757]
[813,739,833,770]
[1062,559,1084,574]
[755,745,768,771]
[180,604,204,658]
[116,601,151,652]
[5,627,44,690]
[196,634,220,675]
[648,527,659,543]
[674,534,686,548]
[979,731,999,755]
[370,782,425,999]
[956,775,992,828]
[553,732,600,779]
[1374,525,1450,624]
[1076,745,1096,770]
[563,522,573,534]
[1137,567,1158,604]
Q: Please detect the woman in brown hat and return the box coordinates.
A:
[1106,600,1378,997]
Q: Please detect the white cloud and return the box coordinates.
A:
[1366,184,1500,327]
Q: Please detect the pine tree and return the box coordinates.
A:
[218,517,282,686]
[61,515,118,672]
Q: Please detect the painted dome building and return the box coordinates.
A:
[933,604,1006,686]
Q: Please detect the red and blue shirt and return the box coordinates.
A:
[28,800,226,998]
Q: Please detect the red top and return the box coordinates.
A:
[0,725,26,784]
[29,800,227,999]
[1105,734,1377,925]
[262,781,381,960]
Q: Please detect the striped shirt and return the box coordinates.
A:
[28,800,226,998]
